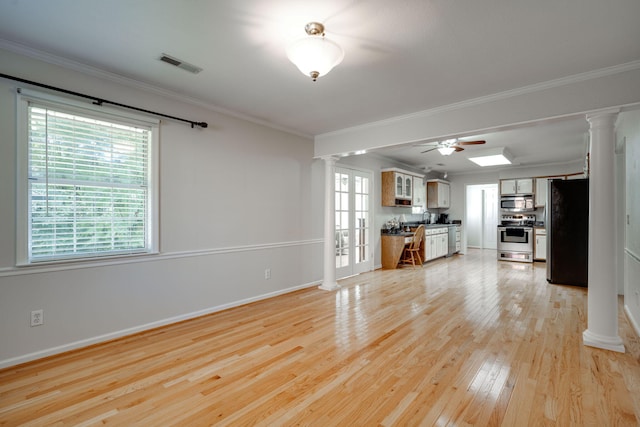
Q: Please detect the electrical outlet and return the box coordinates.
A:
[30,309,44,327]
[265,268,271,280]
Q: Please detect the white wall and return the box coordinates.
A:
[616,109,640,336]
[0,48,324,367]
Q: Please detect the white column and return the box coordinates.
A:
[319,156,340,291]
[583,109,625,352]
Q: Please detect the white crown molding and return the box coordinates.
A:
[0,39,313,140]
[317,60,640,140]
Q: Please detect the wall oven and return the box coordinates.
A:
[497,214,535,263]
[500,195,534,212]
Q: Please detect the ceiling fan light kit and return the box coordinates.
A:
[468,147,513,167]
[437,146,456,156]
[287,22,344,81]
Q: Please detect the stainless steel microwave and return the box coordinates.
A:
[500,195,534,212]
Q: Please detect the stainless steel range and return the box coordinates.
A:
[497,214,535,263]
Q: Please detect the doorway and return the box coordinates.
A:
[466,184,499,249]
[335,167,373,279]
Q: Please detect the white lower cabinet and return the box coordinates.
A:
[534,228,547,261]
[424,230,434,261]
[423,227,448,261]
[436,232,446,258]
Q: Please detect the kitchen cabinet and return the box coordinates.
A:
[501,179,516,195]
[424,231,434,261]
[394,173,412,199]
[436,231,447,258]
[423,227,448,261]
[427,179,450,209]
[381,169,421,207]
[534,228,547,261]
[501,178,533,195]
[412,176,426,213]
[535,177,549,207]
[518,179,534,194]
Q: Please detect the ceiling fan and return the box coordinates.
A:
[420,138,486,155]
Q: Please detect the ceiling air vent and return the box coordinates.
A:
[159,53,202,74]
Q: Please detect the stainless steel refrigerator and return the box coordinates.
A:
[546,178,589,287]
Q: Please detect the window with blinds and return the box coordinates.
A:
[17,91,158,264]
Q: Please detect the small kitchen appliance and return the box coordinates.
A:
[500,195,535,212]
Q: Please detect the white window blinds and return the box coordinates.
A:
[20,96,157,263]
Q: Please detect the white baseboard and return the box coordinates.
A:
[624,303,640,339]
[0,280,321,369]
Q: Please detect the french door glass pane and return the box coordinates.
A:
[335,172,350,269]
[355,176,370,265]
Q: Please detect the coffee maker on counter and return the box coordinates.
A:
[437,213,449,224]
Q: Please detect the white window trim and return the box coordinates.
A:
[16,88,160,266]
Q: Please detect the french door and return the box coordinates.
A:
[335,167,373,279]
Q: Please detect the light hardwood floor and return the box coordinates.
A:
[1,249,639,426]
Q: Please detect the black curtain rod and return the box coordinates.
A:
[0,72,208,129]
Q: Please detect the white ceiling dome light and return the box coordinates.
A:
[287,22,344,82]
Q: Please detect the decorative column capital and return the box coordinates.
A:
[586,108,620,128]
[320,155,340,165]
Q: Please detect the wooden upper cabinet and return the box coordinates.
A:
[427,179,450,209]
[382,169,421,207]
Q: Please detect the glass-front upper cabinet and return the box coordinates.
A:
[395,174,404,198]
[404,176,412,199]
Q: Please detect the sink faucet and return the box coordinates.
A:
[422,211,428,223]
